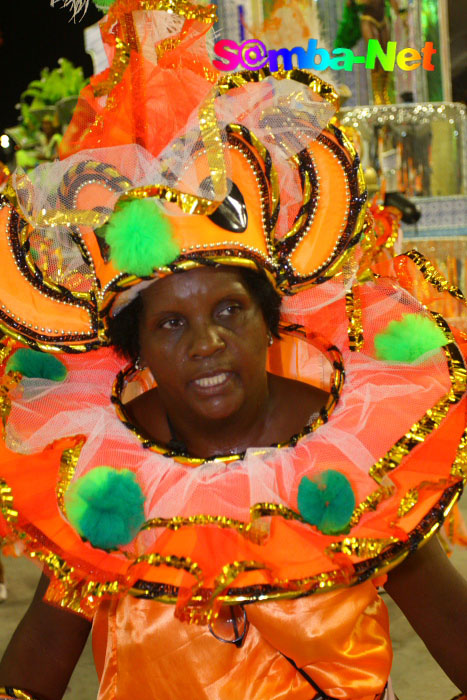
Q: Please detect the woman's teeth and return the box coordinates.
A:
[194,373,228,388]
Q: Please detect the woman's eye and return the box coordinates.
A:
[159,318,184,330]
[218,304,242,318]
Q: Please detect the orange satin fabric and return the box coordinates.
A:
[93,581,392,700]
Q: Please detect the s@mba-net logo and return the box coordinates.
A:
[213,38,437,73]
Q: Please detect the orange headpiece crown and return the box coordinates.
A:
[0,0,368,353]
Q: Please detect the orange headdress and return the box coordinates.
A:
[0,0,368,353]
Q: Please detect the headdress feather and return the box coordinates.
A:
[50,0,91,18]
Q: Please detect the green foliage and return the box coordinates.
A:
[103,199,180,276]
[334,1,362,50]
[6,348,67,382]
[65,467,146,550]
[20,58,88,110]
[374,314,447,363]
[297,470,355,535]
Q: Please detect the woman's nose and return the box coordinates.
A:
[189,322,226,358]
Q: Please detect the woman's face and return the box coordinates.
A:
[139,267,270,423]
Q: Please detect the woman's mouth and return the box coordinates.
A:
[192,372,232,391]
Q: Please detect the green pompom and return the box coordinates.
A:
[374,314,447,363]
[297,469,355,535]
[6,348,67,382]
[65,467,145,550]
[104,199,180,277]
[92,0,114,13]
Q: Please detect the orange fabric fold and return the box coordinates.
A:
[93,580,392,700]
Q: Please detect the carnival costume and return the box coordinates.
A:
[0,1,466,699]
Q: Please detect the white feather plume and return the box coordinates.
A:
[50,0,91,19]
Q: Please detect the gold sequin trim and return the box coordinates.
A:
[0,371,22,432]
[198,96,227,202]
[404,249,467,305]
[349,485,394,527]
[143,513,254,538]
[370,314,467,483]
[451,426,467,480]
[39,550,121,617]
[0,338,16,364]
[56,437,86,517]
[326,536,398,558]
[345,286,364,352]
[0,479,18,523]
[93,37,130,98]
[129,552,204,591]
[156,35,183,60]
[35,208,113,228]
[118,184,216,215]
[397,488,419,518]
[1,182,19,211]
[211,560,267,599]
[0,474,463,614]
[250,502,303,522]
[138,0,217,22]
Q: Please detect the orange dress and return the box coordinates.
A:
[93,582,392,700]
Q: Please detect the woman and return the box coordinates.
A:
[0,1,466,698]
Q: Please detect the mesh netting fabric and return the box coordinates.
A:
[11,72,337,303]
[6,279,452,559]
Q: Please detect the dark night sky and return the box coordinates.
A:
[0,0,102,131]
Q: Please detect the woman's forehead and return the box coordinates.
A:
[141,267,249,308]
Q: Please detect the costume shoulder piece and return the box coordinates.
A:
[0,0,466,625]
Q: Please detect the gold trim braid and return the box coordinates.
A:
[404,250,467,305]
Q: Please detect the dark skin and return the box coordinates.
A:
[1,267,466,699]
[127,267,326,457]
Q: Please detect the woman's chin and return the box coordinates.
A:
[192,397,243,423]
